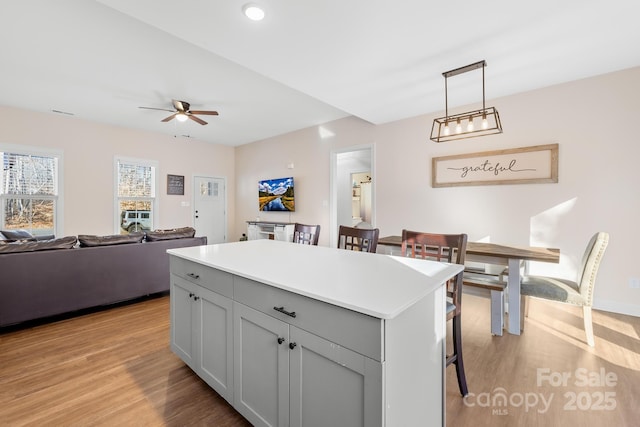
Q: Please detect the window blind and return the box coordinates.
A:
[1,152,58,196]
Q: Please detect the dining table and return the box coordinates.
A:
[377,235,560,335]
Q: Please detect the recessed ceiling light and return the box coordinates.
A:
[243,3,265,21]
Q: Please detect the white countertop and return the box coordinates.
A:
[168,239,463,320]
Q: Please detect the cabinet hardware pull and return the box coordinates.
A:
[187,273,200,279]
[189,293,194,298]
[289,342,297,350]
[273,306,296,318]
[277,337,285,345]
[194,296,200,301]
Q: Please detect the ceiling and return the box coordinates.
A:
[2,0,639,146]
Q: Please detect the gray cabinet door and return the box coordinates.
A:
[196,285,234,403]
[170,275,197,369]
[170,275,234,403]
[233,302,290,427]
[289,326,383,427]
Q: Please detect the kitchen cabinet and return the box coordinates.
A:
[233,295,381,427]
[170,258,234,403]
[169,240,464,426]
[232,302,289,427]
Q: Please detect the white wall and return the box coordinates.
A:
[235,66,640,316]
[0,106,236,238]
[3,66,635,316]
[235,117,377,245]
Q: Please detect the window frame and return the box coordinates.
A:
[0,143,64,237]
[114,156,159,234]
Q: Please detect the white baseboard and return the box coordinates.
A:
[593,299,640,317]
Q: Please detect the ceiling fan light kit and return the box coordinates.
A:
[430,60,503,143]
[139,99,218,126]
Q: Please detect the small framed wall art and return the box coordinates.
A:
[167,174,185,195]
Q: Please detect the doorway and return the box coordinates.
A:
[193,176,227,244]
[329,145,375,248]
[350,172,372,226]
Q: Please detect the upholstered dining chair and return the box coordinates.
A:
[337,225,379,253]
[520,232,609,347]
[293,223,321,246]
[401,229,469,396]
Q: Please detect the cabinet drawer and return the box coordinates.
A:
[234,276,383,361]
[170,256,233,298]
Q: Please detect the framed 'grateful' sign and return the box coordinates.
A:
[432,144,558,188]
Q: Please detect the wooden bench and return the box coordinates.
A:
[463,271,506,336]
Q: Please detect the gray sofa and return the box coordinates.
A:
[0,235,207,327]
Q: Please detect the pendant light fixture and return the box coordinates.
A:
[430,60,503,143]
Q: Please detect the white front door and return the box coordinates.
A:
[193,176,226,244]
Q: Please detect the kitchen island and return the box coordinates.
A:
[168,239,463,427]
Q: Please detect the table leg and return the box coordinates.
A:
[507,258,521,335]
[490,289,504,336]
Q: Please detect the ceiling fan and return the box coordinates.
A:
[139,99,218,125]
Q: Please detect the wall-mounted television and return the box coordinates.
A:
[259,177,295,211]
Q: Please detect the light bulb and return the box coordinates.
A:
[467,117,474,132]
[176,112,189,122]
[243,3,265,21]
[443,122,450,136]
[455,119,462,134]
[482,113,489,130]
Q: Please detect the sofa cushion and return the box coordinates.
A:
[35,234,56,241]
[145,227,196,242]
[0,236,77,253]
[0,229,37,242]
[78,232,144,247]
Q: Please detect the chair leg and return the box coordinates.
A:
[452,315,468,396]
[583,306,595,347]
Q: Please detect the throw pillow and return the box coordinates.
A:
[0,229,37,242]
[78,232,145,247]
[145,227,196,242]
[0,236,77,253]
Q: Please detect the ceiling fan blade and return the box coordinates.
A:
[139,106,175,112]
[188,115,208,125]
[142,100,217,126]
[172,100,189,112]
[161,113,178,122]
[190,110,219,116]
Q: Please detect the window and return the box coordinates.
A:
[0,146,62,237]
[115,157,157,234]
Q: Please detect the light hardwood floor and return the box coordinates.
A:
[1,293,639,426]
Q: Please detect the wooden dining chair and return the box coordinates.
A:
[401,229,469,396]
[337,225,379,253]
[293,223,321,246]
[521,232,609,346]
